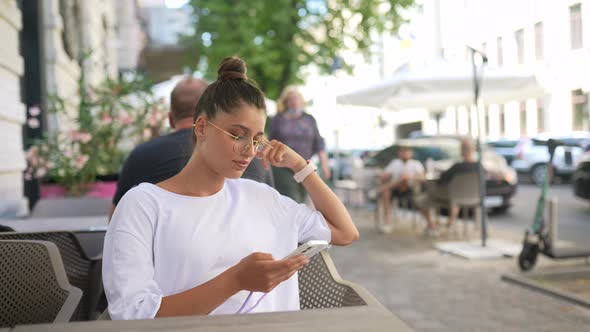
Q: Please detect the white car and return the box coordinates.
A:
[510,132,590,185]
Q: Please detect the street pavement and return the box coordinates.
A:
[328,206,590,332]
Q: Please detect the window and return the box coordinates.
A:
[534,22,544,60]
[497,37,503,65]
[572,89,589,130]
[537,99,544,132]
[499,105,505,135]
[570,3,583,49]
[520,102,527,136]
[515,29,524,64]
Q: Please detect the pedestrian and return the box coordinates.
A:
[268,86,331,203]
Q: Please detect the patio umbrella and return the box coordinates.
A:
[336,58,546,110]
[337,57,548,247]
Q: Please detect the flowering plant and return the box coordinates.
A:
[25,74,168,196]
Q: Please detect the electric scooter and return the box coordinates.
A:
[518,139,590,271]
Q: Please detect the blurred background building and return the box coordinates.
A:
[0,0,145,217]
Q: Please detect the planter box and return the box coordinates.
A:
[40,181,117,199]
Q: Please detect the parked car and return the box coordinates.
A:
[573,151,590,202]
[327,150,365,180]
[486,139,520,165]
[365,136,518,212]
[511,132,590,185]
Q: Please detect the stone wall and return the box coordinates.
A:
[0,0,28,217]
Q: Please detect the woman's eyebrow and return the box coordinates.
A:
[230,124,264,136]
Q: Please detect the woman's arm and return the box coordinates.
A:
[157,253,308,317]
[262,141,359,245]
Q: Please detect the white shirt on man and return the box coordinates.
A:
[383,159,424,183]
[102,179,331,320]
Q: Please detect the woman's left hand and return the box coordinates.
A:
[259,139,307,172]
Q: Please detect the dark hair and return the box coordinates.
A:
[170,78,209,120]
[193,56,266,125]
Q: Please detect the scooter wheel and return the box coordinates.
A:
[518,243,539,271]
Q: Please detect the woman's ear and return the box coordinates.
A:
[193,116,207,140]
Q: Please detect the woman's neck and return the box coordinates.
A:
[159,154,225,197]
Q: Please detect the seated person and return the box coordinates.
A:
[377,146,424,232]
[416,138,479,236]
[102,56,359,319]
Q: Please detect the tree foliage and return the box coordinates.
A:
[185,0,414,99]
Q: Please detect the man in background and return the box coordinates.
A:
[377,146,424,233]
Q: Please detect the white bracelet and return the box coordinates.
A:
[293,161,317,183]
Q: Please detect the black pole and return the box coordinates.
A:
[470,47,488,247]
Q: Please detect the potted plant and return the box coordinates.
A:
[24,72,168,198]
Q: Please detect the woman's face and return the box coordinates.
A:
[200,105,267,179]
[285,91,304,111]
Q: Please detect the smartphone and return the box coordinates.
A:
[283,240,330,260]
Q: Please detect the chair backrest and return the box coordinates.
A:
[446,171,481,206]
[0,240,82,327]
[31,198,110,218]
[298,251,366,309]
[0,231,99,321]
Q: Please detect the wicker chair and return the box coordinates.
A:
[98,250,385,320]
[0,231,103,321]
[0,240,82,327]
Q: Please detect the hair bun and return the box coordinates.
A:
[217,56,247,81]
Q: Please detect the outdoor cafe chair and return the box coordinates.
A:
[421,171,482,236]
[98,250,384,320]
[0,231,104,321]
[0,240,82,328]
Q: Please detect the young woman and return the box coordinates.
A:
[102,56,359,320]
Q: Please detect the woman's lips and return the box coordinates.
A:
[233,160,250,170]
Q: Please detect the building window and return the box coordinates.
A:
[499,105,505,135]
[520,102,527,136]
[572,89,589,130]
[515,29,524,64]
[497,37,503,65]
[534,22,544,60]
[570,3,583,50]
[537,99,544,132]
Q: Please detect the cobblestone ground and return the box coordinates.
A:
[328,206,590,332]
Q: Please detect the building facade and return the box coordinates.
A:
[437,0,590,138]
[0,0,144,217]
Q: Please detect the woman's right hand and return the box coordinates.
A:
[231,252,308,293]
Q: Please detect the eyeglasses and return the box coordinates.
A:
[203,121,272,157]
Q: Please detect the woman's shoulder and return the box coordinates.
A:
[118,183,163,208]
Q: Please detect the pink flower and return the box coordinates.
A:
[102,114,113,124]
[78,132,92,144]
[28,106,41,117]
[35,167,47,178]
[27,118,40,128]
[75,154,89,169]
[118,111,133,125]
[64,149,73,159]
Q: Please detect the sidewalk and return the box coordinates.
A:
[329,206,590,332]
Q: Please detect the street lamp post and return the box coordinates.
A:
[470,46,488,247]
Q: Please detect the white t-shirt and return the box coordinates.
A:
[102,179,331,320]
[383,159,424,183]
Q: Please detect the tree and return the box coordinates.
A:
[185,0,414,99]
